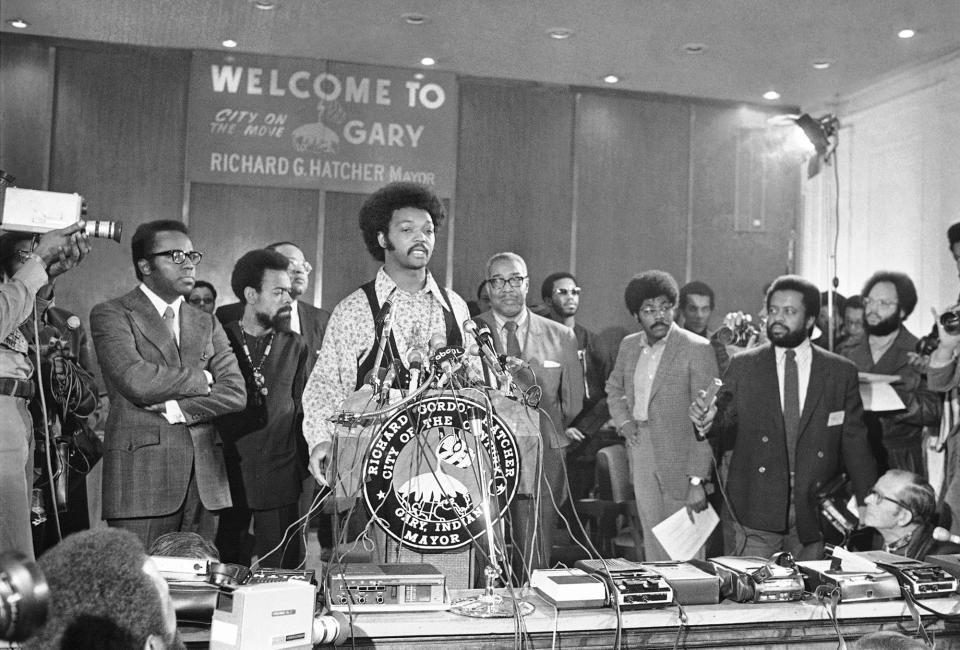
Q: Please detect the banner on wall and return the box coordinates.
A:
[186,51,457,194]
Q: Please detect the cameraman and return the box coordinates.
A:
[0,221,89,558]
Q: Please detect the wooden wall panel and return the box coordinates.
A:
[188,183,320,309]
[455,80,574,304]
[48,44,190,328]
[573,92,692,335]
[0,35,54,190]
[689,105,801,329]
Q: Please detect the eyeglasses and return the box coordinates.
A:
[868,488,910,511]
[863,297,898,310]
[188,297,215,305]
[149,250,203,265]
[487,276,526,290]
[554,287,582,297]
[638,304,675,318]
[287,259,312,274]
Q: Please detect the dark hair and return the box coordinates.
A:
[130,220,189,281]
[861,271,918,318]
[765,275,820,321]
[845,295,864,311]
[541,272,577,301]
[949,222,960,248]
[820,290,846,313]
[148,531,220,560]
[231,249,291,302]
[679,281,715,310]
[358,182,445,262]
[624,270,679,316]
[887,469,936,526]
[191,280,217,300]
[25,529,168,650]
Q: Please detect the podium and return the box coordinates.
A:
[326,387,543,588]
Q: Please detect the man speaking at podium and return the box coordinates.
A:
[474,252,583,575]
[302,182,471,486]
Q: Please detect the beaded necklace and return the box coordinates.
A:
[239,323,274,397]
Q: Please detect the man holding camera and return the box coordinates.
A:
[0,222,89,558]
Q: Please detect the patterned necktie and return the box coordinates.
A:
[162,306,177,346]
[504,320,521,357]
[783,349,800,468]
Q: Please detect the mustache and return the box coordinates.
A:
[407,244,429,254]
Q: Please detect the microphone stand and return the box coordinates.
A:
[450,406,533,618]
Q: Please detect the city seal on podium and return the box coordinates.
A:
[362,394,521,552]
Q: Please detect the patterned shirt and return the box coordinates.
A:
[301,267,471,452]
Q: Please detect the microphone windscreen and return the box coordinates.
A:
[933,526,953,542]
[407,347,424,366]
[66,315,82,330]
[428,333,446,354]
[462,319,478,334]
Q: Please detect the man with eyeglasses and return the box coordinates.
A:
[843,271,940,476]
[473,252,583,575]
[606,270,718,561]
[860,469,960,558]
[91,219,246,548]
[691,274,876,560]
[187,279,218,315]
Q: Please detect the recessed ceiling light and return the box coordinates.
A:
[763,90,781,101]
[251,0,278,9]
[547,27,574,40]
[812,60,832,70]
[682,42,707,55]
[7,19,29,29]
[420,57,436,66]
[402,13,428,25]
[222,39,238,48]
[414,72,425,80]
[898,28,916,39]
[603,74,620,84]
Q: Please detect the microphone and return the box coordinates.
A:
[933,527,960,545]
[369,291,397,390]
[463,319,508,386]
[407,347,424,391]
[65,315,81,331]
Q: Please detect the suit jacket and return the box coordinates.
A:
[605,325,719,499]
[217,299,329,375]
[91,288,246,519]
[714,342,876,543]
[474,310,584,450]
[843,327,940,448]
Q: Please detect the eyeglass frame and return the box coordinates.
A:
[487,276,527,290]
[867,488,911,512]
[286,259,312,274]
[553,287,582,297]
[188,296,215,305]
[637,303,675,318]
[862,297,899,311]
[147,249,203,265]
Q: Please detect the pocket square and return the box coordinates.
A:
[542,360,561,368]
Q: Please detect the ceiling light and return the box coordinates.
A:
[898,28,916,39]
[420,57,436,66]
[222,39,238,48]
[812,60,832,70]
[547,28,574,40]
[414,72,425,80]
[682,43,707,55]
[402,13,428,25]
[7,19,29,29]
[763,90,781,101]
[603,74,620,84]
[250,0,278,9]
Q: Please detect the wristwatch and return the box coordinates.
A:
[689,476,704,486]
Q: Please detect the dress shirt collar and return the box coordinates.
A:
[869,329,899,362]
[775,337,812,362]
[637,322,675,349]
[289,299,301,334]
[492,306,529,333]
[139,283,184,318]
[374,266,450,311]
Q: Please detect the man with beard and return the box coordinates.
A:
[215,249,309,568]
[302,182,471,487]
[691,274,876,559]
[607,270,717,561]
[91,220,245,548]
[843,271,940,476]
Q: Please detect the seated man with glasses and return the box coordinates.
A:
[91,220,246,548]
[606,270,719,561]
[842,271,940,477]
[861,469,960,558]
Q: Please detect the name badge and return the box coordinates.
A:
[828,410,844,426]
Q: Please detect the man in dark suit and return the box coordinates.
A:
[474,252,583,576]
[216,249,309,569]
[692,274,876,560]
[91,220,246,548]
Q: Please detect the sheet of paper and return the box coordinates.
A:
[651,503,719,560]
[859,381,906,412]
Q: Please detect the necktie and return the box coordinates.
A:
[783,349,800,469]
[504,320,521,357]
[162,306,177,345]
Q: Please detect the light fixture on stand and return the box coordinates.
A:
[793,113,839,179]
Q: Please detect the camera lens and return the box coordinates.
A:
[84,220,123,243]
[940,311,960,335]
[0,551,49,642]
